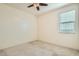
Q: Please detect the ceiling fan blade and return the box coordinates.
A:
[27,4,33,8]
[39,3,48,6]
[36,6,40,11]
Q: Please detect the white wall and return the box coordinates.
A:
[0,4,37,49]
[38,4,79,50]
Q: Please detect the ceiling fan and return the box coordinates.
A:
[27,3,48,11]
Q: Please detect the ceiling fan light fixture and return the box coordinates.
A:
[33,3,39,7]
[27,3,48,11]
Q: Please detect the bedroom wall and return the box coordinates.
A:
[38,4,79,50]
[0,4,37,49]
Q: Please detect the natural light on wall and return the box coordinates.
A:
[19,19,29,32]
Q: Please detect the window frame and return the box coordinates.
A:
[58,9,76,34]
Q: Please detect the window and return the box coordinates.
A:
[59,10,75,33]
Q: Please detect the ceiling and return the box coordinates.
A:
[5,3,69,15]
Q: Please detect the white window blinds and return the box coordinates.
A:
[59,10,75,33]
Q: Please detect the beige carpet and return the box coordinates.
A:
[0,40,79,56]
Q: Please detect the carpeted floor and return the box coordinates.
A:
[0,40,79,56]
